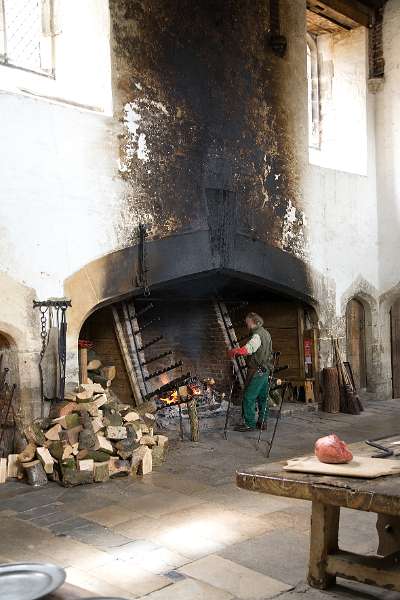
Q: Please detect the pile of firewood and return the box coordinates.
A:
[1,381,168,487]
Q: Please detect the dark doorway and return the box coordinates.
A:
[390,298,400,399]
[346,298,367,390]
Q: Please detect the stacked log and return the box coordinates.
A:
[1,380,168,487]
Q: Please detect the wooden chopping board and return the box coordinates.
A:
[284,455,400,478]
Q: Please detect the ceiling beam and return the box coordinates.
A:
[307,0,374,28]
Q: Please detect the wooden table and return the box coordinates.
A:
[236,436,400,592]
[43,582,96,599]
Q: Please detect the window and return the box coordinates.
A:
[307,34,320,148]
[0,0,55,75]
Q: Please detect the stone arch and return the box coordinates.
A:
[380,282,400,399]
[341,281,379,395]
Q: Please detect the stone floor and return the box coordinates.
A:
[2,399,400,599]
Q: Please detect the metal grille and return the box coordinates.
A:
[1,0,48,73]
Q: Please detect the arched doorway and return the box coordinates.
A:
[390,298,400,398]
[346,298,367,390]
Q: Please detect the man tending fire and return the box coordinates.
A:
[228,312,273,432]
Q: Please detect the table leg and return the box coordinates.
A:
[308,500,340,589]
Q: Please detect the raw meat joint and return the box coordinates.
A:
[315,433,353,464]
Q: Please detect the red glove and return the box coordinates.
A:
[228,346,249,358]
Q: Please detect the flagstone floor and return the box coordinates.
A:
[1,399,400,600]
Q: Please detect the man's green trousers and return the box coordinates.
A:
[243,370,270,429]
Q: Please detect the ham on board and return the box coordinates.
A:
[315,434,353,464]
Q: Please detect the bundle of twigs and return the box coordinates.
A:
[332,338,363,415]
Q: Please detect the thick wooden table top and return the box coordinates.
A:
[43,582,97,599]
[236,436,400,516]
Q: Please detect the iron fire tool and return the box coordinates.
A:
[365,438,395,458]
[256,351,281,446]
[223,364,239,440]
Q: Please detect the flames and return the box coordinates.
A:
[159,383,202,405]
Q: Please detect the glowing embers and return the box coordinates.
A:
[158,379,213,407]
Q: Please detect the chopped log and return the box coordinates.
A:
[124,411,140,422]
[59,402,79,416]
[52,413,81,429]
[91,374,111,388]
[0,458,7,483]
[62,445,74,460]
[95,434,114,454]
[94,461,110,482]
[155,435,169,448]
[77,448,111,462]
[62,469,93,487]
[101,366,116,381]
[143,413,156,428]
[45,424,62,441]
[102,405,123,426]
[131,446,152,476]
[87,359,102,371]
[76,402,99,417]
[136,400,157,415]
[78,459,94,472]
[140,423,150,434]
[93,394,107,408]
[79,427,96,450]
[7,454,21,479]
[109,457,130,477]
[91,416,104,433]
[92,383,105,394]
[71,443,79,455]
[139,435,157,447]
[129,421,143,442]
[23,460,48,487]
[76,389,93,402]
[140,447,152,475]
[115,427,137,459]
[24,421,46,446]
[79,347,89,385]
[67,425,83,446]
[187,398,199,442]
[18,443,37,463]
[64,392,77,401]
[48,441,64,460]
[106,426,127,440]
[152,444,167,467]
[36,447,55,474]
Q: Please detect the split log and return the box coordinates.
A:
[115,427,137,459]
[59,402,79,416]
[94,461,110,482]
[106,426,127,440]
[36,447,55,474]
[45,424,62,441]
[24,421,46,446]
[7,454,21,479]
[136,400,157,415]
[79,347,89,385]
[102,405,123,426]
[91,416,104,433]
[67,425,83,446]
[131,446,152,476]
[155,435,169,448]
[78,459,94,472]
[152,444,167,467]
[87,359,102,371]
[52,413,81,429]
[62,445,74,460]
[0,458,7,483]
[101,366,116,381]
[76,402,99,417]
[76,389,93,402]
[93,394,107,408]
[48,441,64,460]
[129,421,143,442]
[139,435,157,447]
[187,398,199,442]
[124,411,140,422]
[23,460,48,487]
[109,457,130,477]
[17,443,37,463]
[95,434,114,454]
[64,392,77,401]
[77,449,111,462]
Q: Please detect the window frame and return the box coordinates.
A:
[0,0,56,78]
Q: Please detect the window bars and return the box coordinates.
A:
[0,0,55,76]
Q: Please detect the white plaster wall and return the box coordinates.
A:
[375,0,400,296]
[310,27,368,176]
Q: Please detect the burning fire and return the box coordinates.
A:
[160,390,179,405]
[159,382,203,405]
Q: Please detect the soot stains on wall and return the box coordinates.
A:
[110,0,306,258]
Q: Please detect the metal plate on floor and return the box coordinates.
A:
[0,563,66,600]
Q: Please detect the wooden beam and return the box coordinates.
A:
[307,0,373,28]
[112,306,143,405]
[327,550,400,592]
